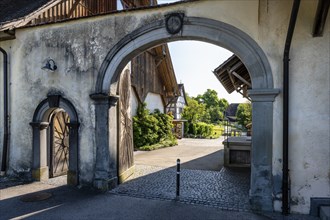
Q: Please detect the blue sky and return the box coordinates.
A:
[168,41,247,103]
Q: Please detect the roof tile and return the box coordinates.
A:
[0,0,51,24]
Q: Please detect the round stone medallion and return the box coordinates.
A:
[165,13,183,35]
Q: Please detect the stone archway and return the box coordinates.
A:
[92,15,279,211]
[31,94,79,185]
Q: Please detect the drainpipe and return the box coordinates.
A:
[282,0,300,215]
[0,47,8,176]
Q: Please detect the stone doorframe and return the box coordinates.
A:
[92,15,280,211]
[30,93,80,185]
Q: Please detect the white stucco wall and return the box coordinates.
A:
[144,92,164,113]
[255,1,330,213]
[0,0,328,213]
[286,2,330,213]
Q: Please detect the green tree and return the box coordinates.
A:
[182,98,207,123]
[196,89,219,108]
[208,106,223,124]
[219,98,229,114]
[182,91,229,136]
[236,102,252,128]
[194,90,229,123]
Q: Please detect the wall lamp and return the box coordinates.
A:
[42,58,57,72]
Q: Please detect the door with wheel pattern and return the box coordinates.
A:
[50,111,70,178]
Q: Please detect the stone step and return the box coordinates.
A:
[320,206,330,220]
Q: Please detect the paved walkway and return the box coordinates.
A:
[111,165,251,211]
[0,138,320,219]
[134,137,224,171]
[112,138,251,211]
[0,176,318,220]
[0,181,269,220]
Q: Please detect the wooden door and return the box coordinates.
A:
[50,111,70,178]
[118,69,134,181]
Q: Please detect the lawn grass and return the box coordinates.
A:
[185,125,224,139]
[204,125,223,139]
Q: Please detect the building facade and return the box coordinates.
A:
[166,83,187,139]
[0,0,329,214]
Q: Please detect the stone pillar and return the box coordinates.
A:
[31,122,49,181]
[30,122,40,170]
[67,122,80,186]
[248,89,279,211]
[90,93,119,191]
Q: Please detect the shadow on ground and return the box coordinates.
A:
[0,169,319,220]
[112,150,251,211]
[180,150,223,171]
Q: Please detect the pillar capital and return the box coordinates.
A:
[29,122,40,128]
[248,89,280,102]
[90,93,119,107]
[29,122,49,129]
[39,122,49,129]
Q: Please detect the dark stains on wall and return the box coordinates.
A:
[273,174,282,202]
[114,15,135,38]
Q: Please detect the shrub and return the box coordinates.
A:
[152,109,174,141]
[186,122,213,138]
[133,103,177,150]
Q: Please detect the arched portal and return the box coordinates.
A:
[31,94,79,186]
[92,15,279,211]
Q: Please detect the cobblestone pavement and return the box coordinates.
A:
[110,165,251,211]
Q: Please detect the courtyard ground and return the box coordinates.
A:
[134,137,224,171]
[0,138,320,219]
[113,137,250,211]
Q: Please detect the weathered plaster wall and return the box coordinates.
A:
[0,0,328,213]
[0,13,142,183]
[255,0,330,213]
[286,2,329,213]
[256,0,294,211]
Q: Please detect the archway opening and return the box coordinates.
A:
[94,16,279,211]
[111,40,252,211]
[31,95,79,186]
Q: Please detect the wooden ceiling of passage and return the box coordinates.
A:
[213,55,251,100]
